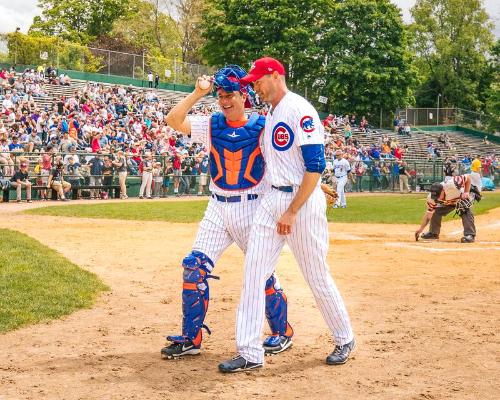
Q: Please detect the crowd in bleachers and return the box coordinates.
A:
[0,66,498,202]
[0,67,216,201]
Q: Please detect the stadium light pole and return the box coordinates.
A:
[436,93,441,126]
[14,27,20,66]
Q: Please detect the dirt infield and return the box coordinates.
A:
[0,201,499,400]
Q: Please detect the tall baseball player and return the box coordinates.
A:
[219,57,354,373]
[332,150,351,208]
[161,65,293,359]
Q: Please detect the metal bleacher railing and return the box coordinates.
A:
[2,151,493,202]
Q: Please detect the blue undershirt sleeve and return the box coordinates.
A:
[301,144,326,173]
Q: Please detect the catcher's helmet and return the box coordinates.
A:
[429,182,443,201]
[213,65,257,107]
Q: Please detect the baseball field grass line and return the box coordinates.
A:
[23,193,500,225]
[0,229,108,333]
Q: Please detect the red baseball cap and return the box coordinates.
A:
[240,57,286,83]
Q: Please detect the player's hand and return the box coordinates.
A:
[414,228,422,241]
[194,75,214,96]
[277,210,297,235]
[461,191,470,199]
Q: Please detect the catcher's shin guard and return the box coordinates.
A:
[264,275,293,339]
[176,251,218,347]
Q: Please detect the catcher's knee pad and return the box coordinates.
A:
[181,251,217,346]
[265,275,293,338]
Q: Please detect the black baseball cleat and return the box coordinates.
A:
[161,339,200,359]
[218,355,263,373]
[263,335,293,356]
[420,232,439,240]
[461,235,475,243]
[326,339,356,365]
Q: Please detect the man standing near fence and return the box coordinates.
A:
[398,160,412,193]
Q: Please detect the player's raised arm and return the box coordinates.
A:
[165,75,213,135]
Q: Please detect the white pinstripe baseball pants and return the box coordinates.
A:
[236,187,354,363]
[192,195,262,261]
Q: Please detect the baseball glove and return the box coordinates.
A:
[321,183,338,207]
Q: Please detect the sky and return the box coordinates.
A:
[0,0,498,36]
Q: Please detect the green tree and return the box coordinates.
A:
[484,40,500,132]
[6,33,102,72]
[320,0,418,121]
[410,0,494,110]
[201,0,328,91]
[177,0,206,64]
[30,0,131,44]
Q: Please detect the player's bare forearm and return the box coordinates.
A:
[166,77,213,135]
[416,211,432,233]
[288,172,320,214]
[277,172,320,235]
[165,93,200,135]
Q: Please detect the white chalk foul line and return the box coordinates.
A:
[387,242,500,252]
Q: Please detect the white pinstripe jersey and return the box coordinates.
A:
[262,92,324,187]
[189,115,269,196]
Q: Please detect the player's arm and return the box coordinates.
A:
[415,199,435,237]
[277,144,325,235]
[165,76,213,135]
[462,174,471,198]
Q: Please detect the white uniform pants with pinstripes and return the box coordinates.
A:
[193,195,279,271]
[236,187,354,364]
[335,175,348,207]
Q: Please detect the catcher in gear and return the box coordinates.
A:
[321,183,338,207]
[415,174,479,243]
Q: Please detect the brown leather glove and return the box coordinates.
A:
[321,183,338,207]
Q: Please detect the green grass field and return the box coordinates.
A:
[0,229,108,333]
[25,192,500,224]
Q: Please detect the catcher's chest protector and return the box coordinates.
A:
[209,112,265,190]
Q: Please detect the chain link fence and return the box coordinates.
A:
[396,108,485,129]
[0,34,214,85]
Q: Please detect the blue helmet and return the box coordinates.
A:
[213,64,257,107]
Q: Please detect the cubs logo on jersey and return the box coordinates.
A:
[300,116,315,133]
[272,122,294,151]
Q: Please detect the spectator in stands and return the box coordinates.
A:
[443,158,456,182]
[0,167,11,200]
[470,154,482,192]
[102,156,114,199]
[172,151,182,196]
[10,161,32,203]
[354,161,366,192]
[152,161,163,198]
[370,162,381,191]
[148,71,154,88]
[163,161,173,197]
[198,154,209,195]
[48,157,71,200]
[65,156,81,197]
[139,152,153,199]
[398,160,412,193]
[0,137,14,176]
[393,116,400,132]
[112,150,128,199]
[403,122,411,136]
[88,152,104,199]
[380,162,390,190]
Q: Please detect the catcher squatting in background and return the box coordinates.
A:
[415,174,482,243]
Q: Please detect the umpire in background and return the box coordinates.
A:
[415,174,477,243]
